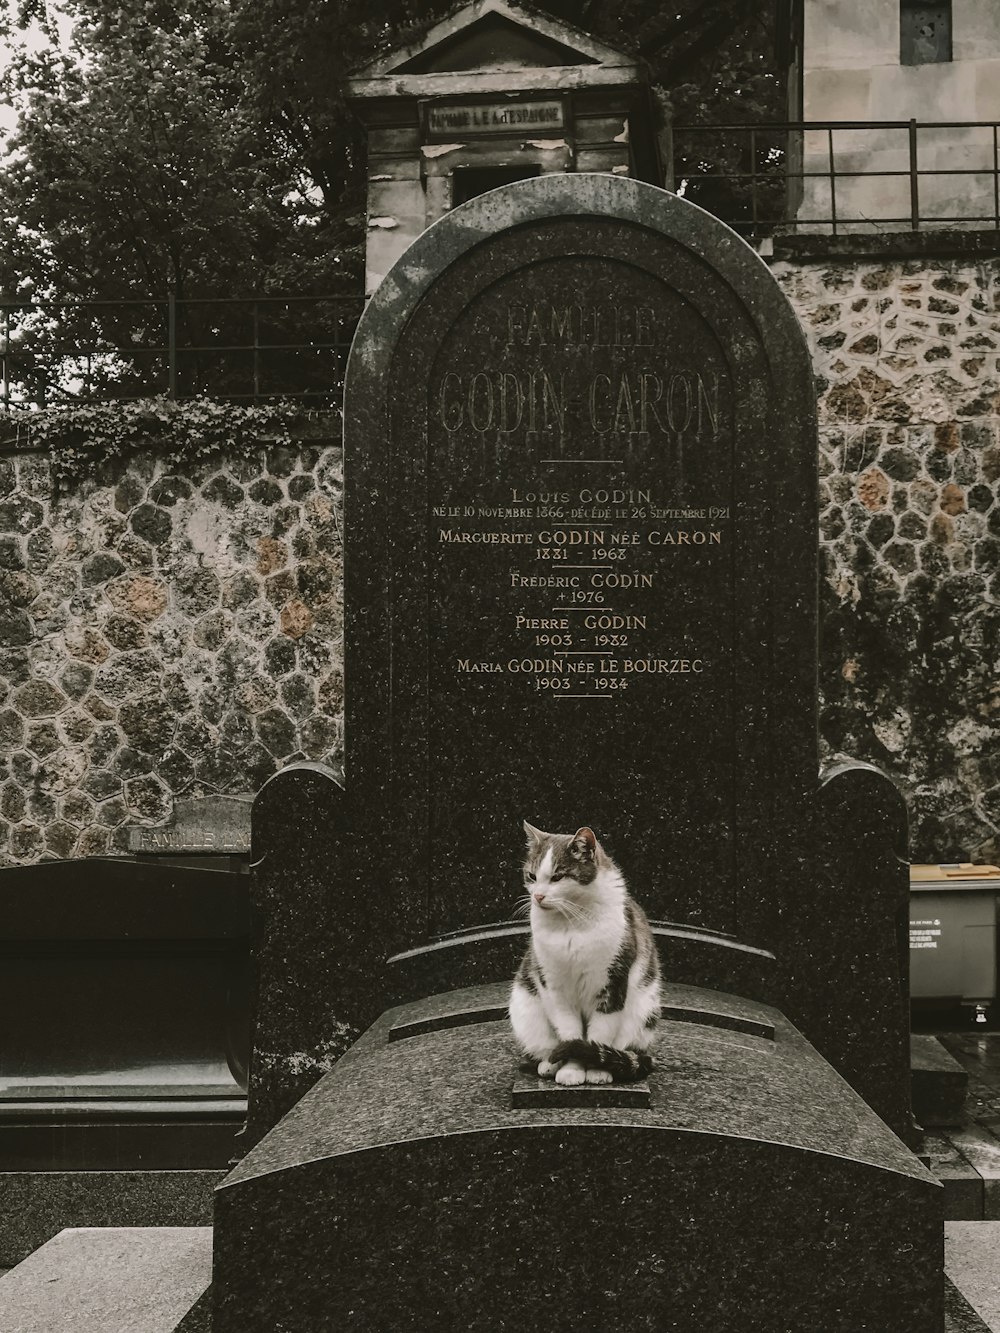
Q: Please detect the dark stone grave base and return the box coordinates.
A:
[913,1035,969,1128]
[215,983,942,1333]
[0,1168,221,1268]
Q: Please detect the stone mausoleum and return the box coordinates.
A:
[0,0,999,1326]
[796,0,1000,227]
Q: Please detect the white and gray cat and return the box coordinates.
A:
[509,821,661,1086]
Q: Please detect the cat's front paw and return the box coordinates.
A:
[537,1059,559,1079]
[584,1068,613,1085]
[554,1061,587,1087]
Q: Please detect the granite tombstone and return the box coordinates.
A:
[347,174,816,955]
[214,176,942,1331]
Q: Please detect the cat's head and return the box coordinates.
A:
[521,821,615,918]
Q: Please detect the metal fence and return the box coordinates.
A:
[4,120,999,412]
[0,293,364,413]
[672,119,1000,237]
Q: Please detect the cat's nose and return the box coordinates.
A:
[533,892,546,905]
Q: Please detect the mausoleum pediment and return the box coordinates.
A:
[349,0,641,96]
[395,13,598,75]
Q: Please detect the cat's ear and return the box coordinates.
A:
[523,820,546,844]
[570,827,598,861]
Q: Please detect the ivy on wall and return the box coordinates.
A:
[1,398,324,491]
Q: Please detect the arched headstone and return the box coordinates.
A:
[345,174,818,956]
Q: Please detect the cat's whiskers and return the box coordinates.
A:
[550,897,591,926]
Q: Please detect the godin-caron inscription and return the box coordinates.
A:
[427,276,732,699]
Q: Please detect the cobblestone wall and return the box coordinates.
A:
[775,254,1000,863]
[1,253,998,867]
[0,444,343,863]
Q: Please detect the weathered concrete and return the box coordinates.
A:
[947,1222,1000,1330]
[0,1227,212,1333]
[800,0,1000,231]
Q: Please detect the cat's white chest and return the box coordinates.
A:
[536,921,619,1004]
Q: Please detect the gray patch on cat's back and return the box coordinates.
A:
[517,961,538,995]
[642,946,660,987]
[597,932,638,1014]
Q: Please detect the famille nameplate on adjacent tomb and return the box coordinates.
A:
[127,795,252,856]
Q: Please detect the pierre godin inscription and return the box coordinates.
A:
[430,300,730,698]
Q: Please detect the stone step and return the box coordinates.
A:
[946,1222,1000,1331]
[925,1123,1000,1220]
[0,1227,212,1333]
[913,1034,969,1127]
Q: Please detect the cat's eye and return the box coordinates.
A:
[525,872,536,883]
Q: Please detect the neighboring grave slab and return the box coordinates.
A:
[0,1171,219,1269]
[913,1034,969,1127]
[0,1227,212,1333]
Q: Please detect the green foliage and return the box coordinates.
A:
[11,396,315,490]
[1,0,782,298]
[0,0,361,307]
[0,0,787,387]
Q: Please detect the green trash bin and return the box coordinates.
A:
[910,863,1000,1020]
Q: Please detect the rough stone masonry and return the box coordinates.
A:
[0,443,343,862]
[774,253,1000,864]
[0,251,997,869]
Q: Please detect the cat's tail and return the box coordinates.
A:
[551,1039,653,1084]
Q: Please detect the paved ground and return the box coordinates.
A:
[920,1029,1000,1330]
[939,1031,1000,1134]
[949,1277,997,1332]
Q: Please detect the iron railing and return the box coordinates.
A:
[0,293,364,413]
[4,120,999,412]
[672,119,1000,237]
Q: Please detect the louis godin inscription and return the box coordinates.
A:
[431,298,729,698]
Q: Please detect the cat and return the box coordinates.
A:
[508,822,661,1086]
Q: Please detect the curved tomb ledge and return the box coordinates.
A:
[222,983,931,1187]
[387,923,778,1011]
[214,984,940,1333]
[384,980,775,1044]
